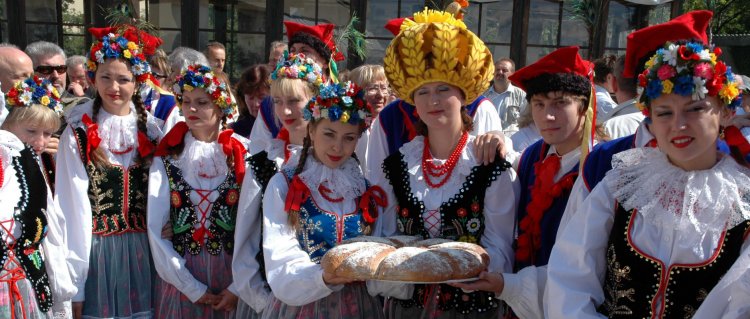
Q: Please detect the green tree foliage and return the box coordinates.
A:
[682,0,750,35]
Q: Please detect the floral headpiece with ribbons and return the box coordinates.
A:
[173,64,237,120]
[270,51,325,88]
[303,81,372,127]
[637,41,742,116]
[86,28,155,84]
[6,76,62,114]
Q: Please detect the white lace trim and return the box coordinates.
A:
[67,99,162,141]
[606,147,750,233]
[401,135,477,180]
[266,138,303,169]
[0,130,23,169]
[177,133,228,181]
[298,153,366,201]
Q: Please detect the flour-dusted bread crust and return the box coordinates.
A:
[320,235,490,282]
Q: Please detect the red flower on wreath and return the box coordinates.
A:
[170,191,182,207]
[400,207,409,217]
[470,201,480,213]
[457,208,467,218]
[226,189,239,206]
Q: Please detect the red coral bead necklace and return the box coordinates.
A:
[422,131,468,188]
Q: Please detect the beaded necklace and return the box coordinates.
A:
[422,131,468,188]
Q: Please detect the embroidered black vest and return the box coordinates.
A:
[40,152,56,194]
[73,127,148,235]
[247,151,278,283]
[0,147,53,312]
[597,203,750,318]
[164,158,239,256]
[382,152,511,314]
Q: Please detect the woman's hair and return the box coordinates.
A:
[0,104,61,133]
[270,78,315,106]
[149,49,172,78]
[90,59,153,168]
[287,118,372,234]
[349,65,386,89]
[236,64,271,117]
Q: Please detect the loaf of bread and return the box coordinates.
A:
[321,235,489,282]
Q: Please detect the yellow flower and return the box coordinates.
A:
[403,8,467,31]
[636,101,647,112]
[662,79,674,94]
[340,111,350,123]
[40,95,50,106]
[645,55,657,69]
[719,83,739,104]
[127,42,138,51]
[123,50,132,59]
[184,84,194,92]
[87,61,97,71]
[299,65,307,72]
[709,53,717,65]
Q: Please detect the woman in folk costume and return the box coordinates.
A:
[232,52,324,318]
[371,8,519,318]
[148,64,247,318]
[54,27,162,319]
[545,40,750,318]
[261,80,387,319]
[0,79,75,319]
[452,46,596,318]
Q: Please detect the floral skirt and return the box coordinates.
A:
[82,232,154,319]
[0,263,46,319]
[261,282,384,319]
[154,250,235,319]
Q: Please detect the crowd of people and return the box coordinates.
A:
[0,1,749,319]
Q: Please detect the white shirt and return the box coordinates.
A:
[483,83,527,133]
[365,99,502,181]
[546,148,750,318]
[594,85,617,123]
[510,124,541,153]
[54,100,162,301]
[601,99,644,140]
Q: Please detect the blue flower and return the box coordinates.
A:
[32,88,46,99]
[686,42,704,54]
[328,106,342,121]
[303,108,313,121]
[349,108,361,122]
[645,80,662,99]
[341,96,353,106]
[116,36,128,48]
[103,46,119,58]
[729,95,742,110]
[673,75,694,96]
[726,66,734,81]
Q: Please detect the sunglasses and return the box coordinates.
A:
[35,65,67,75]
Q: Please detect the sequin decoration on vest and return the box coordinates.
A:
[0,147,53,312]
[597,203,750,318]
[381,151,510,314]
[73,127,148,235]
[164,158,239,256]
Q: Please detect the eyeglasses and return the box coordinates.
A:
[365,85,389,95]
[35,65,67,75]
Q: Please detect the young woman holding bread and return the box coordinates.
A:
[370,8,520,319]
[260,79,387,319]
[232,52,323,318]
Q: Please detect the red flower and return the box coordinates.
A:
[457,208,467,218]
[707,75,725,96]
[400,207,409,217]
[226,189,239,206]
[470,202,480,213]
[714,47,722,56]
[170,191,182,207]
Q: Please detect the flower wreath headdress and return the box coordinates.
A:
[303,81,372,127]
[270,51,325,87]
[5,76,62,114]
[173,64,237,119]
[86,30,155,84]
[637,40,742,116]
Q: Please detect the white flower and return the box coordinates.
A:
[20,82,29,89]
[205,73,213,79]
[20,91,32,104]
[207,83,217,93]
[466,218,481,232]
[692,77,707,100]
[95,51,105,64]
[698,49,711,61]
[663,44,678,65]
[358,110,366,119]
[321,109,329,118]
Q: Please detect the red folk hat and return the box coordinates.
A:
[284,21,343,61]
[622,10,712,78]
[508,46,593,92]
[384,17,408,36]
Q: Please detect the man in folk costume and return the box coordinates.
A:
[365,10,503,181]
[248,21,343,155]
[454,46,596,318]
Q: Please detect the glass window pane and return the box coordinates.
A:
[26,0,57,23]
[317,0,349,27]
[365,39,390,66]
[560,1,588,47]
[648,3,671,25]
[525,46,555,66]
[488,45,511,62]
[464,5,480,35]
[27,24,57,43]
[366,0,399,38]
[604,1,635,50]
[159,30,182,53]
[400,0,423,16]
[482,1,513,44]
[228,33,265,79]
[1,23,8,43]
[199,0,215,29]
[148,0,181,29]
[1,1,7,19]
[63,35,85,57]
[527,0,559,46]
[63,25,83,35]
[62,0,84,24]
[236,0,266,33]
[284,0,316,25]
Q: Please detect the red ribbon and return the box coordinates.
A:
[724,126,750,158]
[284,175,310,212]
[358,185,387,223]
[137,131,155,158]
[277,127,291,163]
[154,122,189,157]
[81,114,102,162]
[218,129,248,183]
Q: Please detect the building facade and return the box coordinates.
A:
[0,0,682,80]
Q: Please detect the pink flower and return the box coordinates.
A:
[693,62,714,79]
[657,65,676,80]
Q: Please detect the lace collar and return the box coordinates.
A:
[297,152,366,201]
[400,135,477,179]
[177,133,228,180]
[606,147,750,233]
[0,130,23,169]
[266,138,303,169]
[67,99,162,141]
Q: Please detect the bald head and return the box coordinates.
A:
[0,47,34,93]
